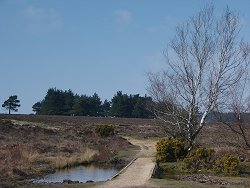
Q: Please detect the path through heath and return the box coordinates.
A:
[96,137,156,188]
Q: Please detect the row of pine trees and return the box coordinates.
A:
[32,88,154,118]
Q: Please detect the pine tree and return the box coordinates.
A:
[2,95,21,114]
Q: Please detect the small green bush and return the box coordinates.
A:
[183,147,214,173]
[214,154,240,175]
[156,138,187,162]
[95,125,114,138]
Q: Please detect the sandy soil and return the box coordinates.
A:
[96,138,157,188]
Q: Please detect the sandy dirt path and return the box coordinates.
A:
[96,137,157,188]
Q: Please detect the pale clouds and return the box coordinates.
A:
[24,5,63,32]
[114,9,132,24]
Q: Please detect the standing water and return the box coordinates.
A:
[33,164,119,183]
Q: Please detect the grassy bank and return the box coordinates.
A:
[149,161,250,188]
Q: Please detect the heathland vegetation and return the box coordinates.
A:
[0,115,249,188]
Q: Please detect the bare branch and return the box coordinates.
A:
[147,5,250,148]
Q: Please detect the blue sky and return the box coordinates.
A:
[0,0,250,114]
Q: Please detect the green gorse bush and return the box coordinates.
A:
[214,154,240,175]
[95,125,115,138]
[156,138,187,162]
[183,147,215,173]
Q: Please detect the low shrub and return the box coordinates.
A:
[0,145,39,177]
[0,119,12,125]
[214,154,240,175]
[183,147,215,173]
[95,125,115,138]
[159,162,186,176]
[156,137,187,162]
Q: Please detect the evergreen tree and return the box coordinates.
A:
[32,101,42,114]
[111,91,125,117]
[100,99,111,117]
[71,94,91,116]
[88,93,102,116]
[63,89,75,115]
[2,95,21,114]
[40,88,64,115]
[111,92,153,118]
[132,95,153,118]
[71,95,82,116]
[111,91,133,117]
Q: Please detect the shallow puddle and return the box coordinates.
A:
[33,164,119,183]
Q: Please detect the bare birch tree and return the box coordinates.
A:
[147,5,250,148]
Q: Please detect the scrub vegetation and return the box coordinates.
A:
[0,114,249,188]
[0,115,142,188]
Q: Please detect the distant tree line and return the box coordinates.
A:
[32,88,154,118]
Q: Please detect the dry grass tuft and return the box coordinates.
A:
[47,147,99,169]
[0,145,39,177]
